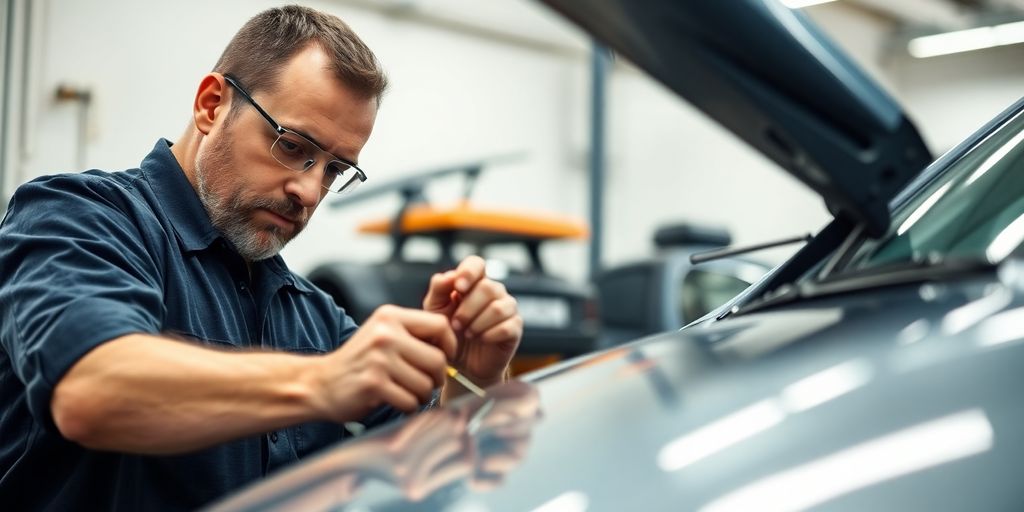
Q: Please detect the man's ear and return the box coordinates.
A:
[192,73,229,135]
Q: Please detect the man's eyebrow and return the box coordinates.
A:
[288,125,357,165]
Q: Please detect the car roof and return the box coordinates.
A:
[537,0,933,237]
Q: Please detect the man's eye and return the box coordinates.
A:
[277,138,302,154]
[326,163,350,177]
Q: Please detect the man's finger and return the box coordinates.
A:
[423,270,457,312]
[452,255,486,294]
[389,353,439,403]
[393,307,459,361]
[393,331,448,388]
[465,296,518,338]
[377,380,422,414]
[472,315,523,346]
[451,280,507,333]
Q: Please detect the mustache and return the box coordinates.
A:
[237,196,307,224]
[232,194,307,227]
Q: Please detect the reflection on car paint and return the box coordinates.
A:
[699,409,993,512]
[206,382,543,511]
[657,358,872,473]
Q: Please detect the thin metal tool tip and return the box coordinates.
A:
[446,366,486,397]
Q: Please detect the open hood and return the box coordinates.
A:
[539,0,933,237]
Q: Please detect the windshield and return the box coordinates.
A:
[834,107,1024,275]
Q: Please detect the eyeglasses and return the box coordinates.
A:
[223,74,367,195]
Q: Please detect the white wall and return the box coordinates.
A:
[11,0,1024,284]
[887,43,1024,153]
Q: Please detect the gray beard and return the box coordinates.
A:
[194,143,298,262]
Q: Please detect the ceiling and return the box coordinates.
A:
[846,0,1024,30]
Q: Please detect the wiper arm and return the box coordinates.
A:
[735,256,994,316]
[690,234,812,264]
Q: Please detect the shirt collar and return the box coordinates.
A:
[140,139,315,295]
[262,258,317,294]
[141,138,221,253]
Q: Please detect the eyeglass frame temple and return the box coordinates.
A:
[222,74,285,135]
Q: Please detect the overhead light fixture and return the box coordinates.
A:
[909,19,1024,58]
[781,0,837,8]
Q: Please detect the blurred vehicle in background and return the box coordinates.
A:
[209,0,1024,509]
[594,223,771,348]
[306,160,598,374]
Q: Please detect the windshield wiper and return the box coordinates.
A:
[734,256,995,316]
[690,234,813,264]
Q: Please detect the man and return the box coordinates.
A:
[0,5,521,510]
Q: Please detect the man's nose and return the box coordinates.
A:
[284,163,324,208]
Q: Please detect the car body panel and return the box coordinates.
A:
[208,268,1024,511]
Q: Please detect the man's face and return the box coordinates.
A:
[194,46,377,261]
[194,128,302,261]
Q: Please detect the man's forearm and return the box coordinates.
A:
[51,333,327,455]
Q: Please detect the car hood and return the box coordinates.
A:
[538,0,932,237]
[206,265,1024,511]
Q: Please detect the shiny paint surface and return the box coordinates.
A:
[208,266,1024,511]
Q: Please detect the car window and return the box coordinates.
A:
[680,269,752,322]
[838,108,1024,273]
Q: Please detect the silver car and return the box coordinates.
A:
[207,0,1024,510]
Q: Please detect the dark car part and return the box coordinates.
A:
[539,0,932,237]
[595,223,770,347]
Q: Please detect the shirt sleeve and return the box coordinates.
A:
[0,174,165,430]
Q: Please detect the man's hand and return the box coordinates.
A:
[315,305,458,421]
[422,256,523,394]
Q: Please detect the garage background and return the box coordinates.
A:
[3,0,1023,283]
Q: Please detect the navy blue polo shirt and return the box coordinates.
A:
[0,139,404,510]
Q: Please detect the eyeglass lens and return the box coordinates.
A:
[271,131,357,193]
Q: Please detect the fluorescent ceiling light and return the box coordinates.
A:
[909,19,1024,58]
[781,0,837,8]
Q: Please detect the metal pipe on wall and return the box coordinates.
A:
[0,0,35,211]
[588,43,610,280]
